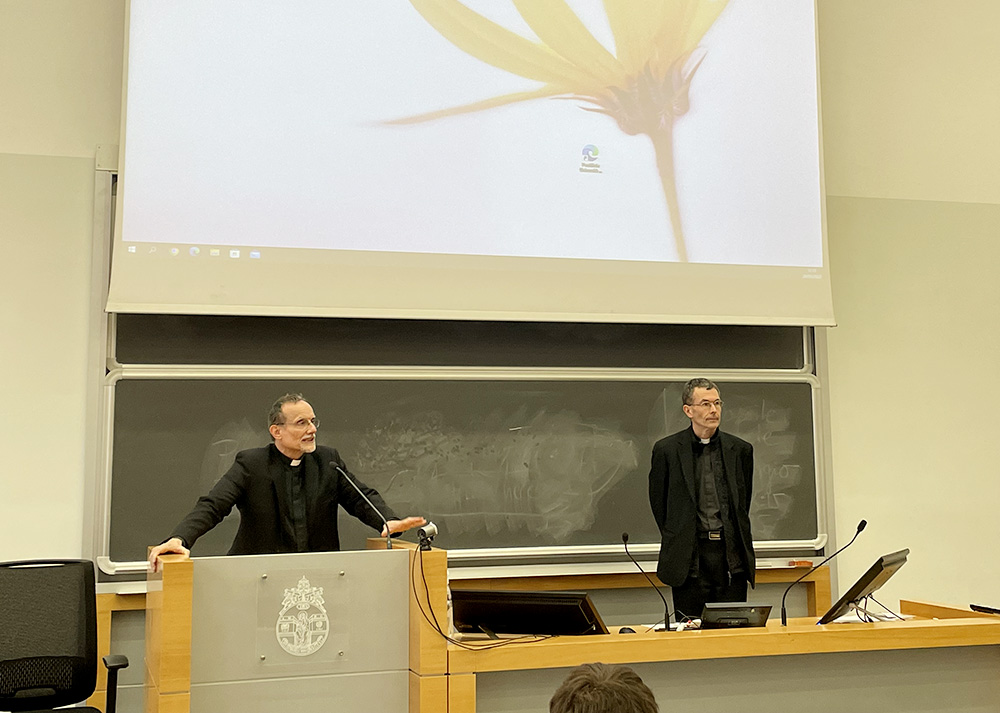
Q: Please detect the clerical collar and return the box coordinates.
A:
[689,426,720,445]
[271,443,304,467]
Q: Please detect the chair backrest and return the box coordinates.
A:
[0,560,97,711]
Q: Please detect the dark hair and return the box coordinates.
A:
[550,663,658,713]
[268,393,306,428]
[682,378,720,406]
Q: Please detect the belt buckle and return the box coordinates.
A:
[708,531,722,541]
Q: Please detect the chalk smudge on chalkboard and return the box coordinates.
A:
[198,417,261,524]
[753,464,801,539]
[352,409,639,542]
[730,399,804,540]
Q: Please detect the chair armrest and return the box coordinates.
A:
[102,654,129,671]
[102,654,130,713]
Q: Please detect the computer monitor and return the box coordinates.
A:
[450,589,609,637]
[817,548,910,624]
[700,602,771,629]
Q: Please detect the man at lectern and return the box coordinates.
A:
[148,393,425,572]
[648,378,755,621]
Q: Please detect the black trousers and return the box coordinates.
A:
[670,539,748,622]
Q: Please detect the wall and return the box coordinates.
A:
[820,0,1000,607]
[0,0,125,559]
[2,0,999,611]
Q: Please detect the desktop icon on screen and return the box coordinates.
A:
[580,144,602,174]
[189,247,200,256]
[230,249,240,258]
[210,248,220,257]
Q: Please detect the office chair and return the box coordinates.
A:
[0,559,128,713]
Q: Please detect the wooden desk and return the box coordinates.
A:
[442,603,1000,713]
[449,605,1000,674]
[403,541,1000,713]
[90,591,146,710]
[102,547,995,713]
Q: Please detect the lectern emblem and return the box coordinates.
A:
[275,576,330,656]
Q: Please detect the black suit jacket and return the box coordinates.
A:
[171,444,398,555]
[648,427,755,587]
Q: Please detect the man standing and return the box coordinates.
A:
[149,393,425,571]
[648,378,755,621]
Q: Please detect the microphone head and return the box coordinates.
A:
[621,532,629,544]
[857,519,867,532]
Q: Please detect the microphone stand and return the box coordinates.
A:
[333,463,393,550]
[780,519,867,625]
[622,533,672,632]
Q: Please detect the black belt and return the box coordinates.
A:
[698,529,723,541]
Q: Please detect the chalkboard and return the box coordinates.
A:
[108,378,818,563]
[113,315,806,369]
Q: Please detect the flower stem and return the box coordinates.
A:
[649,127,687,262]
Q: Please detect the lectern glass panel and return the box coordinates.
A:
[190,551,408,684]
[255,566,351,671]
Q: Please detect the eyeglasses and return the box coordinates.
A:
[687,400,723,409]
[278,417,320,429]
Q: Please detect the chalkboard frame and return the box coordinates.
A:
[96,363,827,575]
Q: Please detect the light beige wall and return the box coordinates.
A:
[819,0,1000,204]
[0,0,125,559]
[0,155,97,558]
[820,0,1000,606]
[2,0,998,612]
[0,0,125,158]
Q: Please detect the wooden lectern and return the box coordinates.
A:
[145,548,412,713]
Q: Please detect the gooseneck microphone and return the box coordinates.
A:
[417,522,438,551]
[780,519,867,626]
[333,463,393,550]
[622,533,672,632]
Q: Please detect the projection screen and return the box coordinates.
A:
[108,0,834,325]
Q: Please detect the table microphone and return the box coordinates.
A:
[622,533,672,632]
[780,519,867,626]
[333,463,393,550]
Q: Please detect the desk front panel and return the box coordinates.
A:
[474,645,1000,713]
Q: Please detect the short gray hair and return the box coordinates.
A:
[268,393,306,428]
[682,378,720,406]
[550,663,658,713]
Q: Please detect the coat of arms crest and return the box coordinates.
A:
[275,575,330,656]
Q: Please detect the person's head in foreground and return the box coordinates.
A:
[550,662,659,713]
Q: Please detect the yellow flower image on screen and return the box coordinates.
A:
[386,0,731,262]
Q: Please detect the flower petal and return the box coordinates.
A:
[679,0,729,57]
[381,86,566,125]
[603,0,675,73]
[604,0,728,75]
[409,0,593,89]
[512,0,626,86]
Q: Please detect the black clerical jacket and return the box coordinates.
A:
[171,444,397,555]
[648,428,756,587]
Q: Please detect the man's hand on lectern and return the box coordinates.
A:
[148,537,190,573]
[381,516,427,537]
